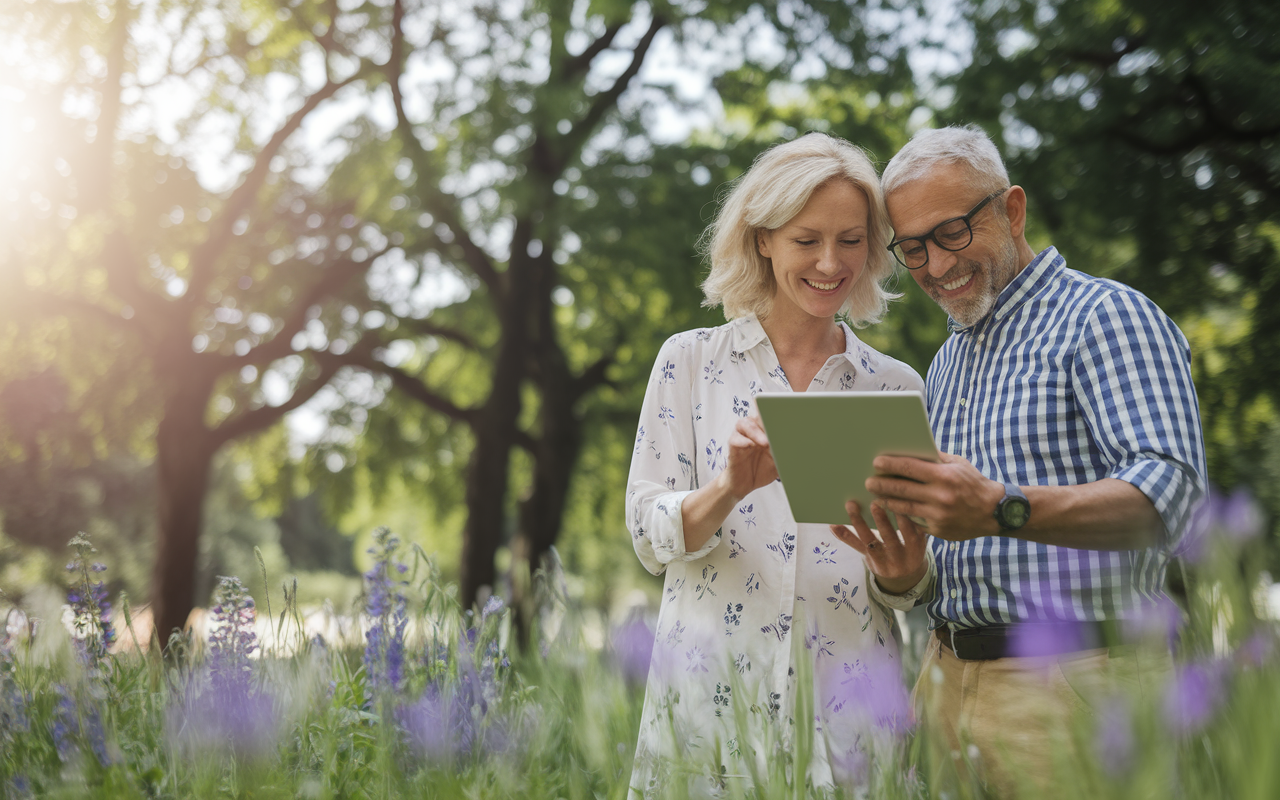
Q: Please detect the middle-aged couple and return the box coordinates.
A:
[625,126,1207,798]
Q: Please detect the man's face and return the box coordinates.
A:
[885,165,1021,327]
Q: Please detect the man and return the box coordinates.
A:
[829,125,1207,796]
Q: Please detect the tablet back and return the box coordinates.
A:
[754,391,939,524]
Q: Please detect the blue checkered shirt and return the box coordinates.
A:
[924,247,1206,628]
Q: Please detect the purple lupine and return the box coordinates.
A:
[207,577,259,693]
[50,684,79,763]
[1235,629,1277,669]
[363,527,409,699]
[65,533,116,668]
[609,615,655,685]
[168,576,277,759]
[1163,659,1228,735]
[1094,700,1135,776]
[825,654,913,735]
[1121,596,1183,650]
[1176,486,1266,562]
[1009,619,1090,659]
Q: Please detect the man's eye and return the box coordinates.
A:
[900,241,925,256]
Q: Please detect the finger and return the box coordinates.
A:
[874,496,926,523]
[829,524,870,557]
[871,455,937,482]
[896,513,929,558]
[734,417,771,448]
[865,475,932,502]
[842,501,884,551]
[868,502,905,557]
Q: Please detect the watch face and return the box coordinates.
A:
[1002,498,1030,529]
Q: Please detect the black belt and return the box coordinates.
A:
[934,621,1121,661]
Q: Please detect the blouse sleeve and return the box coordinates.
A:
[626,335,723,576]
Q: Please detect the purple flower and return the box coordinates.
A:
[363,528,409,698]
[609,615,655,685]
[825,654,913,735]
[169,680,279,759]
[208,577,259,693]
[1163,660,1227,734]
[1177,486,1267,562]
[1121,596,1183,650]
[1009,619,1092,658]
[481,594,505,620]
[1235,629,1276,670]
[65,533,116,666]
[1094,700,1135,776]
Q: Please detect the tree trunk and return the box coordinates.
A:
[151,386,217,639]
[458,245,539,609]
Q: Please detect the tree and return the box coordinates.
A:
[299,0,927,612]
[942,0,1280,555]
[0,0,407,635]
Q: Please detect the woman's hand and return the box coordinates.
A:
[721,413,779,502]
[830,500,928,595]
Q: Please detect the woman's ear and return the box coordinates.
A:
[757,230,772,259]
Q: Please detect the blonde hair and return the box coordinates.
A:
[700,133,898,326]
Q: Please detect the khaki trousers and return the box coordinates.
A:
[912,631,1172,798]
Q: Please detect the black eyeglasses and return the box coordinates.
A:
[887,189,1007,270]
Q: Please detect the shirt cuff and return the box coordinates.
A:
[1110,458,1203,547]
[648,491,723,564]
[867,556,935,612]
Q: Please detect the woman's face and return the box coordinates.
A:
[757,180,870,327]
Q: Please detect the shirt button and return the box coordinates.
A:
[950,589,958,599]
[959,398,966,406]
[978,334,985,343]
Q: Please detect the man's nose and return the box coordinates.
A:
[926,239,958,278]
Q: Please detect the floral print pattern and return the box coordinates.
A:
[626,314,925,795]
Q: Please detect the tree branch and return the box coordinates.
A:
[558,15,667,167]
[341,346,478,425]
[234,244,391,367]
[561,23,625,79]
[393,315,479,350]
[387,0,504,297]
[187,68,369,304]
[210,348,349,446]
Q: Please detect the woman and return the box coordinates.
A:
[626,134,925,797]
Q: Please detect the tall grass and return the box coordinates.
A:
[0,507,1276,799]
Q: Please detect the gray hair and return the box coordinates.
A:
[881,125,1010,198]
[700,134,898,326]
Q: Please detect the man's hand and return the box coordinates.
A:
[720,413,778,502]
[830,500,928,594]
[865,453,1005,542]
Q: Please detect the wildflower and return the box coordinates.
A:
[208,577,259,693]
[609,614,655,685]
[1009,620,1091,659]
[1163,659,1227,735]
[64,534,116,667]
[825,654,913,736]
[1094,700,1135,776]
[363,527,409,698]
[168,577,277,759]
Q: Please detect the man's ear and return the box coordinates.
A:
[1004,186,1029,239]
[756,230,772,259]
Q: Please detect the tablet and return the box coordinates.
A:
[754,391,939,525]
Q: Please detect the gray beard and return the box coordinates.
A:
[928,235,1020,328]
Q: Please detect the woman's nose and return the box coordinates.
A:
[816,244,841,274]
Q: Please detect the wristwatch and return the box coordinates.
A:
[994,483,1030,531]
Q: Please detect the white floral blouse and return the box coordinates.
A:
[626,314,925,797]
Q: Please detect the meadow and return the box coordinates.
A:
[1,505,1277,800]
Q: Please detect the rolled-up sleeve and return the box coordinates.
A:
[626,336,722,575]
[1072,291,1208,547]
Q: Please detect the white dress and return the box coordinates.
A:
[626,314,926,797]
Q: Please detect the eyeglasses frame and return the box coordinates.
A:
[886,188,1009,270]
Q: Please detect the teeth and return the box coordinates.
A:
[942,273,972,291]
[805,279,841,291]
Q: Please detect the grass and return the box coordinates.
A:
[0,520,1277,799]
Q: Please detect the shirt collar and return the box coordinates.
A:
[947,246,1063,333]
[733,312,859,366]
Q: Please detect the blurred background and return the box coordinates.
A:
[0,0,1276,639]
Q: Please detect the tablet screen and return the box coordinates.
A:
[754,391,939,524]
